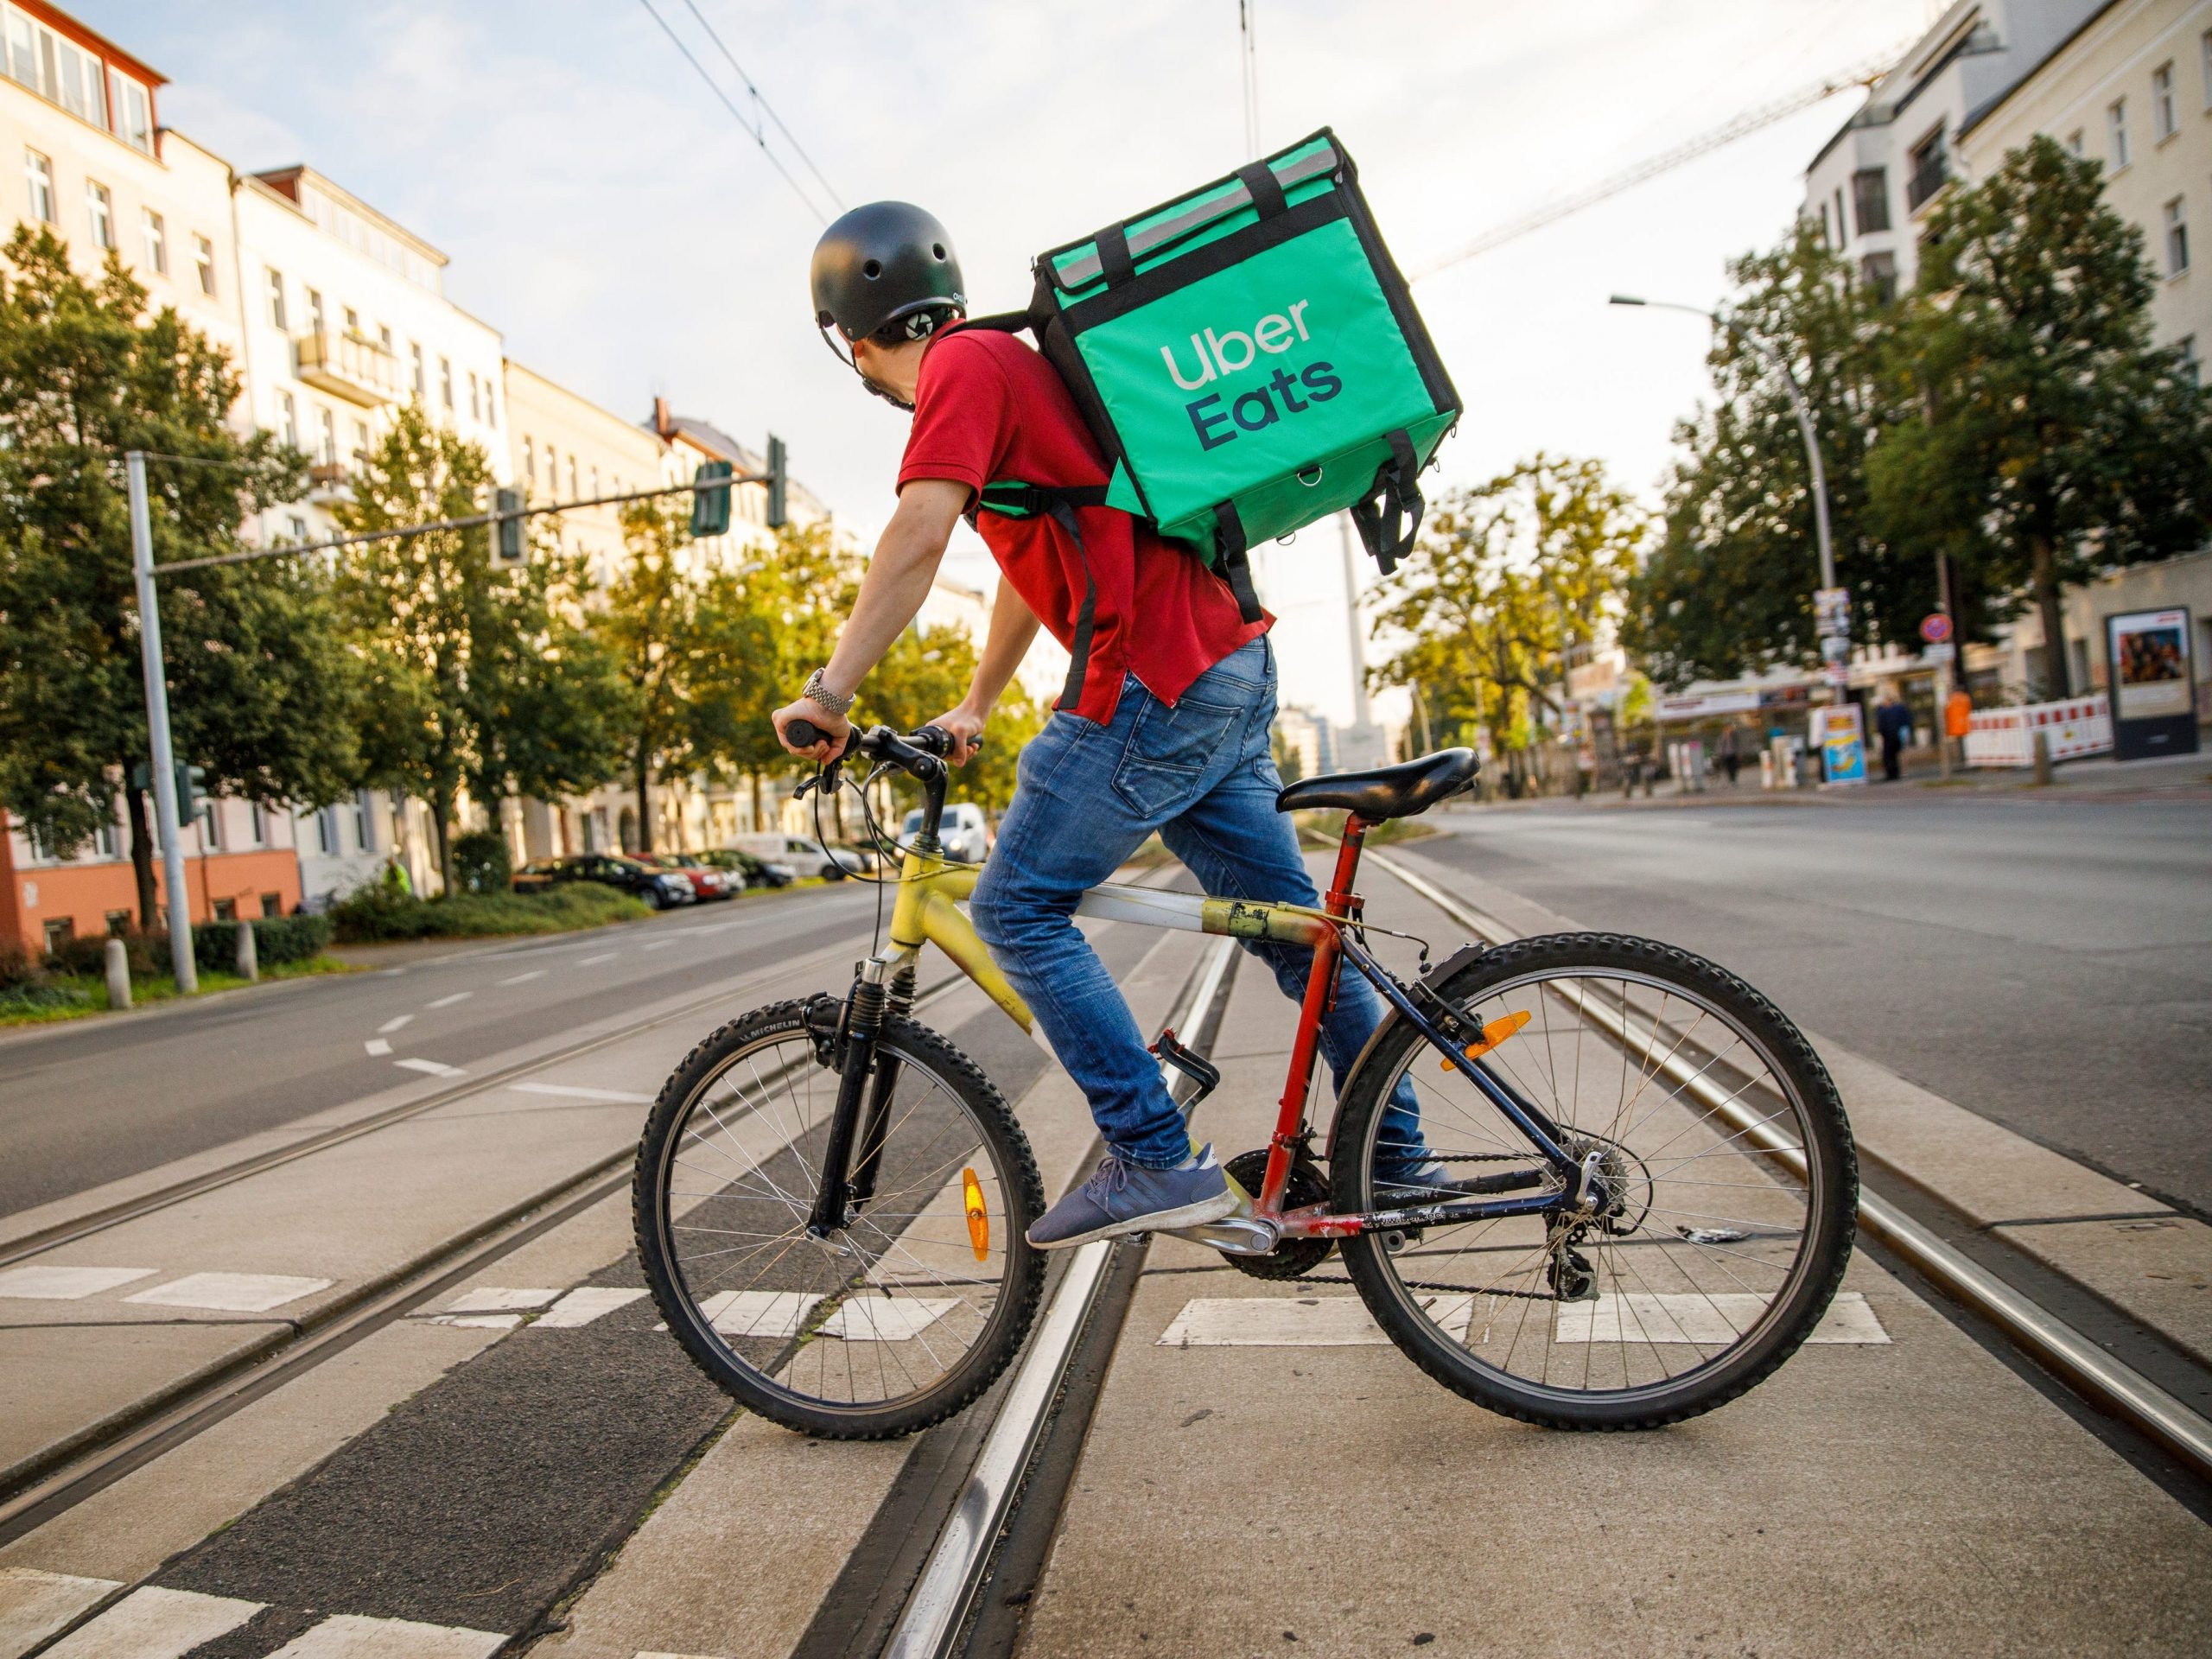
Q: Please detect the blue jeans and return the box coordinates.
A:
[970,638,1422,1170]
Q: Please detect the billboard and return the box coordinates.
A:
[2104,607,2199,761]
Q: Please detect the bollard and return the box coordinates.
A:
[234,917,258,982]
[2032,728,2053,787]
[104,937,131,1010]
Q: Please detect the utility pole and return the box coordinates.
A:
[126,450,197,993]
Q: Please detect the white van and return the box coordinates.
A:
[899,802,988,863]
[727,833,870,881]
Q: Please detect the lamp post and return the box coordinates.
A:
[1610,296,1844,673]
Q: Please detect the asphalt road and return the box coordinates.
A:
[1414,791,2212,1214]
[0,884,889,1221]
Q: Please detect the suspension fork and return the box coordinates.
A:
[807,963,893,1236]
[845,962,915,1209]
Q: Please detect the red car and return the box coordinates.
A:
[639,852,742,902]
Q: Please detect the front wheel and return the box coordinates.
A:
[634,1001,1046,1439]
[1332,933,1856,1430]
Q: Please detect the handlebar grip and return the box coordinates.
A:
[787,718,839,754]
[916,725,983,756]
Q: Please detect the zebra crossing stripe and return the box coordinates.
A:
[0,1567,121,1655]
[264,1612,504,1656]
[41,1585,263,1657]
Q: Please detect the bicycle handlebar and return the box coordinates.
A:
[785,720,982,767]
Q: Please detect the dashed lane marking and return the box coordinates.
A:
[1159,1296,1395,1346]
[535,1286,649,1328]
[265,1612,504,1656]
[425,992,473,1009]
[377,1014,415,1034]
[363,1038,392,1057]
[412,1285,645,1332]
[1556,1291,1890,1345]
[395,1058,467,1078]
[690,1290,958,1343]
[125,1273,334,1314]
[0,1567,121,1654]
[41,1584,263,1657]
[509,1081,654,1104]
[640,939,675,951]
[498,969,546,986]
[442,1287,559,1313]
[0,1264,155,1300]
[1157,1291,1891,1348]
[575,952,619,968]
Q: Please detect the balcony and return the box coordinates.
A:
[306,461,352,504]
[1905,153,1950,214]
[295,329,401,406]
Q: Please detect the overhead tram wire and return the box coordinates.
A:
[636,0,830,226]
[1408,39,1910,283]
[677,0,846,215]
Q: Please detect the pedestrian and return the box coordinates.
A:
[1874,685,1911,783]
[1718,724,1742,787]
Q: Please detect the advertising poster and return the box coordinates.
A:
[1813,703,1867,786]
[2105,607,2199,760]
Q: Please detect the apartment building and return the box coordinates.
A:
[1803,0,2107,298]
[1958,0,2211,370]
[0,2,306,952]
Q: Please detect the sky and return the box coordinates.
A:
[79,0,1938,729]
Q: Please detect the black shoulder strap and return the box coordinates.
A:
[1348,429,1425,576]
[968,483,1111,712]
[954,309,1035,336]
[1211,503,1263,624]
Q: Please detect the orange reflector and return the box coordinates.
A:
[963,1166,988,1262]
[1442,1009,1533,1071]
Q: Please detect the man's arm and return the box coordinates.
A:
[772,478,969,760]
[931,576,1041,765]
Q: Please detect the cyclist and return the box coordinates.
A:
[774,202,1432,1249]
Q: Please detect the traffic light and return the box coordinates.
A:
[493,487,526,564]
[690,461,733,538]
[766,435,787,530]
[130,761,205,820]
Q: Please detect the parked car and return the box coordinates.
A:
[698,848,797,889]
[641,851,741,902]
[899,802,989,863]
[512,854,696,910]
[727,832,873,882]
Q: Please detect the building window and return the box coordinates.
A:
[2153,62,2176,142]
[194,233,217,296]
[353,790,373,853]
[306,288,325,336]
[289,513,308,543]
[590,466,600,498]
[1859,250,1898,303]
[247,804,268,848]
[113,74,151,154]
[544,446,556,491]
[1851,168,1890,235]
[279,390,298,448]
[467,370,480,420]
[267,269,287,330]
[85,181,112,250]
[4,10,35,90]
[440,356,453,409]
[2167,198,2190,276]
[104,909,131,936]
[261,891,283,918]
[2181,336,2200,387]
[351,417,370,466]
[410,342,425,398]
[43,918,74,953]
[1817,200,1830,245]
[569,455,579,497]
[23,148,51,224]
[2066,128,2085,157]
[343,304,359,335]
[317,406,337,467]
[378,323,392,355]
[484,383,495,427]
[2203,29,2212,108]
[212,896,236,922]
[54,35,101,124]
[524,435,534,481]
[140,208,167,275]
[2108,99,2129,169]
[200,801,223,851]
[1907,128,1949,211]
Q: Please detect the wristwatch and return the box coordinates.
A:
[803,667,855,717]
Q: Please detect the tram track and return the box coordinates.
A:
[0,938,965,1546]
[1363,842,2212,1489]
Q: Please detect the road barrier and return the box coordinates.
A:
[1962,694,2111,768]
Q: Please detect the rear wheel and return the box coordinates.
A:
[635,1001,1046,1438]
[1332,933,1855,1430]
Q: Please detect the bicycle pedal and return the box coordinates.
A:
[1149,1027,1221,1103]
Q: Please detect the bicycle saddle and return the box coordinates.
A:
[1274,747,1480,820]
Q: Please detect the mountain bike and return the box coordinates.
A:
[632,723,1857,1439]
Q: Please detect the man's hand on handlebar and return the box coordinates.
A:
[925,702,987,766]
[773,697,850,763]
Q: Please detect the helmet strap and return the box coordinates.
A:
[818,323,916,413]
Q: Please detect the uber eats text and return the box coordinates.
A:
[1159,300,1341,453]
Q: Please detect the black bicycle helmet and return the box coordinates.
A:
[810,201,965,343]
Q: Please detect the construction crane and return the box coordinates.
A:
[1409,41,1910,283]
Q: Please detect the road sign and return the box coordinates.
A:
[1919,613,1952,644]
[1923,640,1955,664]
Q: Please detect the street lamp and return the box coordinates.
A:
[1610,295,1843,669]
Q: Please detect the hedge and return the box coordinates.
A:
[329,880,647,943]
[191,914,334,973]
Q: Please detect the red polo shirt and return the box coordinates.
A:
[896,326,1268,723]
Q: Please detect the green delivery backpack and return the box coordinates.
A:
[960,126,1459,692]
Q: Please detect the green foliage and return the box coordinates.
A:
[189,914,333,973]
[1868,135,2212,696]
[0,941,44,992]
[47,927,162,977]
[449,830,513,894]
[1370,454,1644,776]
[1624,223,1901,687]
[0,226,356,924]
[328,879,647,942]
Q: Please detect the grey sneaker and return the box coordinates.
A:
[1026,1145,1237,1249]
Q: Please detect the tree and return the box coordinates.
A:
[0,227,358,925]
[331,404,616,877]
[1370,454,1644,791]
[1624,223,1904,687]
[1869,135,2212,697]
